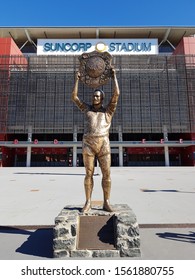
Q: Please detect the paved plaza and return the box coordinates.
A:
[0,166,195,259]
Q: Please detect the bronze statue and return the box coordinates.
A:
[72,54,120,213]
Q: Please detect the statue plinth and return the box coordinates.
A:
[78,51,113,88]
[53,204,141,258]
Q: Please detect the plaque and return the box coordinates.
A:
[78,50,113,88]
[77,215,115,250]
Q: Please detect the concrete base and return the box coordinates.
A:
[53,204,141,258]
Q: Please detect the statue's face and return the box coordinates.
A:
[92,91,103,105]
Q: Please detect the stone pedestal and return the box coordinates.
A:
[53,204,141,258]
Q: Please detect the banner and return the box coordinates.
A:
[37,39,158,55]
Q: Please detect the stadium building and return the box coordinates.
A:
[0,26,195,167]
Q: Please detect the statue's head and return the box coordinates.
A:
[92,89,105,106]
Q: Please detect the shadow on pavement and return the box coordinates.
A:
[14,172,85,176]
[156,231,195,244]
[141,189,195,194]
[0,227,53,258]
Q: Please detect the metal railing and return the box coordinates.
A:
[0,54,195,134]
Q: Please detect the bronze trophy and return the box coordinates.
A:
[78,50,113,88]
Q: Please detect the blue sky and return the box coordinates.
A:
[0,0,195,27]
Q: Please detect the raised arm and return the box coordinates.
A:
[111,68,120,103]
[106,68,120,116]
[71,71,87,112]
[71,71,80,103]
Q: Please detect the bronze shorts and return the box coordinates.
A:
[82,135,110,157]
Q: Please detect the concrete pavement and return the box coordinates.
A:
[0,166,195,259]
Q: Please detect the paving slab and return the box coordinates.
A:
[0,167,194,226]
[0,166,195,260]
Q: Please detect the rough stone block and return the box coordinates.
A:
[120,248,141,258]
[53,227,70,238]
[71,250,92,258]
[53,237,76,250]
[53,204,141,258]
[53,250,70,258]
[92,250,120,258]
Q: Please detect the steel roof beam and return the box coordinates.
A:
[24,29,37,48]
[159,28,175,50]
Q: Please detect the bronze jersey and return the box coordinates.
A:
[74,98,118,137]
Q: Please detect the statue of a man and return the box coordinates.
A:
[72,68,120,213]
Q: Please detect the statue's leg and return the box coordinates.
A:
[98,153,113,212]
[82,153,95,213]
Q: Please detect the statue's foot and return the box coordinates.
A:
[103,200,113,212]
[81,201,91,213]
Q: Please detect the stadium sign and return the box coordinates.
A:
[37,39,158,55]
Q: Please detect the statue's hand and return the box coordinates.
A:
[111,67,116,79]
[76,71,81,80]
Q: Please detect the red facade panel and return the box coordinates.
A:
[0,38,23,56]
[173,39,185,55]
[173,37,195,55]
[0,38,27,67]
